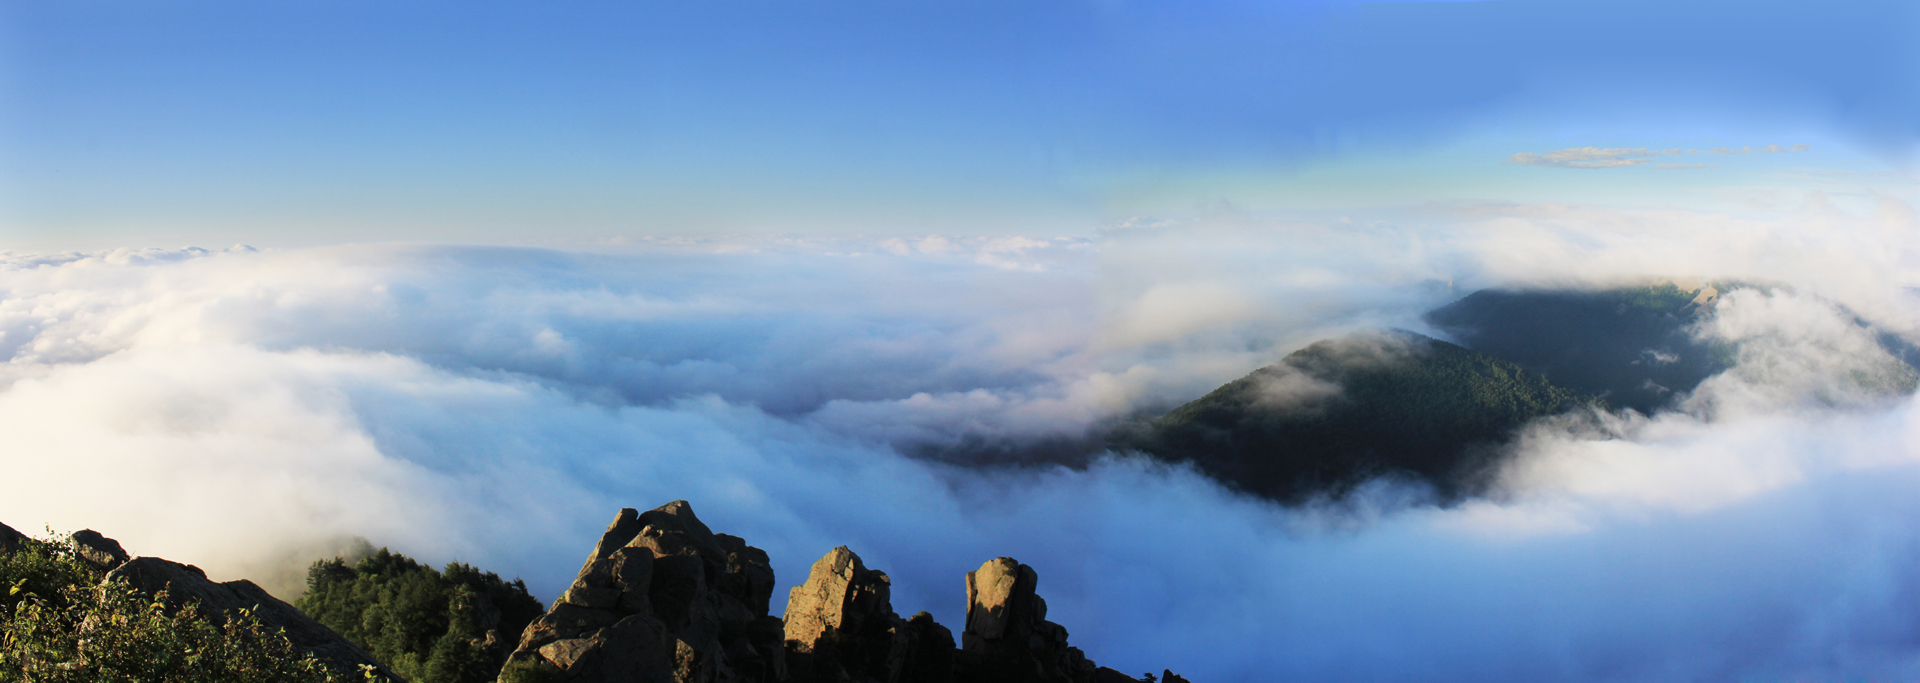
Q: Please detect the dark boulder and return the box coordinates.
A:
[70,529,129,570]
[0,520,26,555]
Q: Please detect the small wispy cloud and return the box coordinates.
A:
[1712,144,1811,155]
[1506,147,1658,169]
[1512,144,1810,169]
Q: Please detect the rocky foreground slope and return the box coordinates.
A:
[0,519,390,677]
[501,500,1186,683]
[3,501,1186,683]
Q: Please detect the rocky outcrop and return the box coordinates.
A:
[70,529,129,570]
[1,522,380,675]
[782,546,949,683]
[9,506,1186,683]
[957,558,1094,683]
[0,523,384,677]
[0,520,25,555]
[500,501,786,683]
[504,504,1186,683]
[104,555,390,675]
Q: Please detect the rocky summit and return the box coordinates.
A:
[499,500,786,682]
[501,501,1184,683]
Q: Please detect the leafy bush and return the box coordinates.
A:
[0,530,93,615]
[0,533,355,682]
[298,548,543,683]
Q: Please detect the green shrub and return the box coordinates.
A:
[0,533,354,682]
[0,531,94,615]
[298,548,542,683]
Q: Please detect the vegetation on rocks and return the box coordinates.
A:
[0,532,354,683]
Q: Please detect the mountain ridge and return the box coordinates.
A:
[1118,329,1598,502]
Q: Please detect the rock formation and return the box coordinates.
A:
[70,528,130,571]
[105,556,390,675]
[782,546,952,683]
[956,558,1093,683]
[499,500,787,682]
[0,520,25,554]
[503,503,1187,683]
[5,506,1190,683]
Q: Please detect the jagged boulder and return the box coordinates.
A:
[70,529,129,570]
[101,549,390,676]
[502,501,785,683]
[503,503,1187,683]
[900,612,957,683]
[958,558,1094,683]
[783,546,954,683]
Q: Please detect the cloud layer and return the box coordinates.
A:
[3,195,1920,681]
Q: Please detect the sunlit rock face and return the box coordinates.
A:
[958,557,1095,683]
[499,504,1183,683]
[500,501,787,683]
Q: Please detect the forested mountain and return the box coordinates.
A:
[1122,282,1920,504]
[1118,331,1597,502]
[1423,282,1722,415]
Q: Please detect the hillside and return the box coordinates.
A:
[1422,282,1723,415]
[1120,331,1596,502]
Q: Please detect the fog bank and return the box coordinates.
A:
[4,197,1920,680]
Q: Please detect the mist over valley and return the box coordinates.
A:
[7,209,1920,680]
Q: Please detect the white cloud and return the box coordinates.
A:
[1509,144,1810,168]
[1714,144,1810,155]
[1506,147,1658,168]
[3,195,1920,680]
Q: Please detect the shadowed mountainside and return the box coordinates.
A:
[1423,282,1724,415]
[1119,282,1920,505]
[1117,330,1597,503]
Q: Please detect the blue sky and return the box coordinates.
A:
[2,0,1914,248]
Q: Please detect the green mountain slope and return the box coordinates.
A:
[1422,283,1724,415]
[1121,331,1597,503]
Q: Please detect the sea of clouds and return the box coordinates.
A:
[4,196,1920,681]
